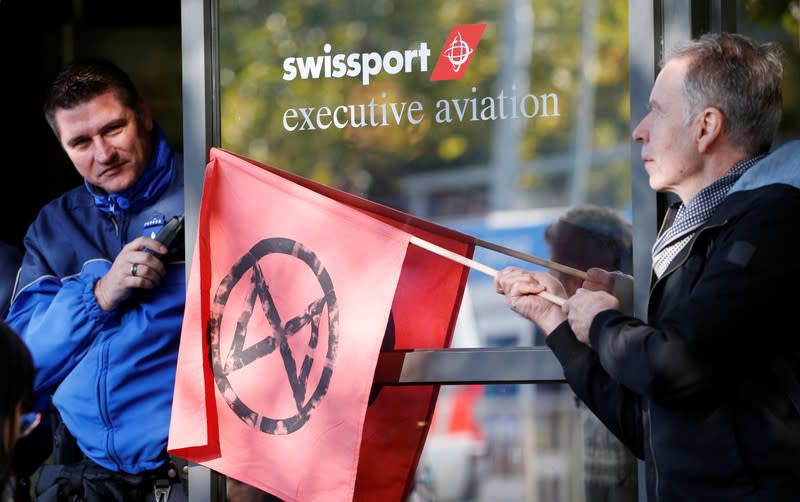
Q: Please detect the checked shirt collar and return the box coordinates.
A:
[652,155,765,278]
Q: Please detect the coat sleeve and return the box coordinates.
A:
[588,187,800,406]
[546,320,645,458]
[5,223,118,393]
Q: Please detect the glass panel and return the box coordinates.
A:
[218,1,633,501]
[736,1,800,145]
[415,384,585,502]
[218,0,632,345]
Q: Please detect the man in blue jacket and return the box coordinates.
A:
[6,58,187,501]
[495,33,800,500]
[0,240,22,318]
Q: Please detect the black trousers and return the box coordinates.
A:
[35,457,188,502]
[36,402,188,501]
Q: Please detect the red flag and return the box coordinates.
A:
[169,148,474,500]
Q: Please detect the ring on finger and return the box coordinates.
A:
[131,263,139,277]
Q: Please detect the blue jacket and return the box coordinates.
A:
[6,127,185,474]
[547,141,800,501]
[0,241,22,317]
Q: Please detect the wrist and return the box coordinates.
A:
[541,308,567,336]
[94,278,114,311]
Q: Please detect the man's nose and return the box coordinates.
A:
[93,138,116,163]
[631,115,649,143]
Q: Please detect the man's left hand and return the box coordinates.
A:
[564,289,620,345]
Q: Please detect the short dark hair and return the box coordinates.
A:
[668,32,784,155]
[544,205,632,274]
[43,58,141,138]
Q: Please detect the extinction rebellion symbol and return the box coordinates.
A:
[207,237,338,435]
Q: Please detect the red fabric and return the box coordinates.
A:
[447,386,484,439]
[353,235,470,501]
[169,148,474,501]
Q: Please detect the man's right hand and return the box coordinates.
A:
[495,267,568,335]
[94,236,168,311]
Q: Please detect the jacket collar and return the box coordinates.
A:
[729,140,800,193]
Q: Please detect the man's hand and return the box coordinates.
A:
[583,267,634,315]
[94,236,168,311]
[494,267,568,335]
[564,288,619,345]
[582,267,617,292]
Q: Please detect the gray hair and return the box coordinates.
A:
[667,32,783,155]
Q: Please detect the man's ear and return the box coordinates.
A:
[696,107,724,153]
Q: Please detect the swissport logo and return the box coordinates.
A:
[430,23,487,81]
[281,23,486,85]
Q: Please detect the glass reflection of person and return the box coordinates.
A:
[542,205,637,502]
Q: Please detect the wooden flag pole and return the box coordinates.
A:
[409,236,565,307]
[473,237,589,281]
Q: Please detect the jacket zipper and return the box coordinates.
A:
[102,211,126,469]
[109,212,119,237]
[646,401,660,501]
[98,337,124,469]
[646,216,730,499]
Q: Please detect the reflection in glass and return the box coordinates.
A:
[218,0,632,500]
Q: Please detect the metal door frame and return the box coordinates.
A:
[180,2,736,499]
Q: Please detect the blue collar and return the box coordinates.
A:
[86,124,175,215]
[729,140,800,193]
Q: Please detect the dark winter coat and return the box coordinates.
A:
[547,141,800,501]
